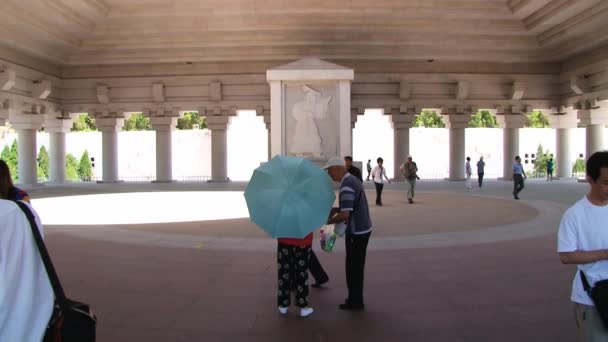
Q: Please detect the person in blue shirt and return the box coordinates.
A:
[512,156,526,200]
[547,158,554,181]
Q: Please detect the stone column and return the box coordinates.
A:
[207,115,230,182]
[10,108,45,185]
[443,112,470,180]
[96,117,124,183]
[496,113,527,180]
[151,116,177,183]
[548,109,577,179]
[391,110,415,180]
[45,117,73,183]
[262,115,271,160]
[578,102,608,159]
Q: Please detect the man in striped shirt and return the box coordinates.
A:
[324,157,372,311]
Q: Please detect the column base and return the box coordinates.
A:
[152,180,175,184]
[96,180,125,184]
[207,179,231,183]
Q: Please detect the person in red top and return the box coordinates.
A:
[277,233,314,317]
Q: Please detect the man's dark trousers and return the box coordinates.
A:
[345,232,371,306]
[513,174,524,196]
[478,173,484,187]
[309,250,328,283]
[374,182,383,205]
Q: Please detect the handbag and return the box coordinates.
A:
[580,270,608,328]
[14,201,97,342]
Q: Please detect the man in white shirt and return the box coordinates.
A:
[558,151,608,341]
[0,200,54,342]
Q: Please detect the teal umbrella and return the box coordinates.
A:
[244,155,336,238]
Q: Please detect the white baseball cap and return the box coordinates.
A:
[322,156,344,170]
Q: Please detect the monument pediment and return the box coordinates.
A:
[267,58,354,81]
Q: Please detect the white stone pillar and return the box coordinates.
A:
[391,111,415,180]
[96,117,124,183]
[444,113,470,180]
[207,115,230,182]
[262,115,272,160]
[496,114,527,180]
[17,129,38,185]
[578,102,608,159]
[151,116,177,183]
[586,124,605,158]
[46,117,73,183]
[10,109,45,185]
[548,109,577,179]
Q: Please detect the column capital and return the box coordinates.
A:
[578,99,608,126]
[206,115,230,130]
[0,98,11,125]
[96,117,125,132]
[496,114,526,129]
[442,113,470,129]
[9,110,45,131]
[150,116,177,131]
[390,113,415,130]
[45,117,73,133]
[547,107,578,129]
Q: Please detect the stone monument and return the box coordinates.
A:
[266,58,354,162]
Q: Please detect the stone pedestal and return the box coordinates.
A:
[266,58,354,161]
[496,114,526,180]
[207,115,230,182]
[97,117,124,183]
[151,116,178,183]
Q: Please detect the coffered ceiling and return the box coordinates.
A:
[0,0,607,67]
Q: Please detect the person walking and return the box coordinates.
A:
[277,233,314,317]
[371,157,390,206]
[345,156,363,183]
[557,151,608,341]
[366,159,372,181]
[547,158,554,181]
[401,156,418,204]
[512,156,526,200]
[324,157,372,311]
[465,157,473,189]
[477,157,485,188]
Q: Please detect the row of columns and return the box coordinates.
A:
[5,106,607,185]
[390,106,607,181]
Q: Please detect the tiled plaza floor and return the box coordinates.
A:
[28,178,586,342]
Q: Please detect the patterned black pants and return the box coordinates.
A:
[277,243,311,308]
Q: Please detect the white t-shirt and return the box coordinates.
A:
[557,196,608,306]
[0,200,54,342]
[372,166,386,184]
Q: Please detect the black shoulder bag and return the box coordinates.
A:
[14,201,97,342]
[580,270,608,328]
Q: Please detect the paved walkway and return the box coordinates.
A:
[26,178,586,341]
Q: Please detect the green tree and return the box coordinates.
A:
[78,150,93,181]
[414,110,445,128]
[66,153,79,181]
[1,145,18,182]
[573,158,586,174]
[37,145,50,181]
[177,112,207,130]
[123,113,152,131]
[71,113,97,132]
[526,110,550,128]
[532,144,553,176]
[469,110,498,128]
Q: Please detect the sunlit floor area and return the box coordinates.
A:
[26,179,585,341]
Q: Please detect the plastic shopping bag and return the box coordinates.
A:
[319,225,337,252]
